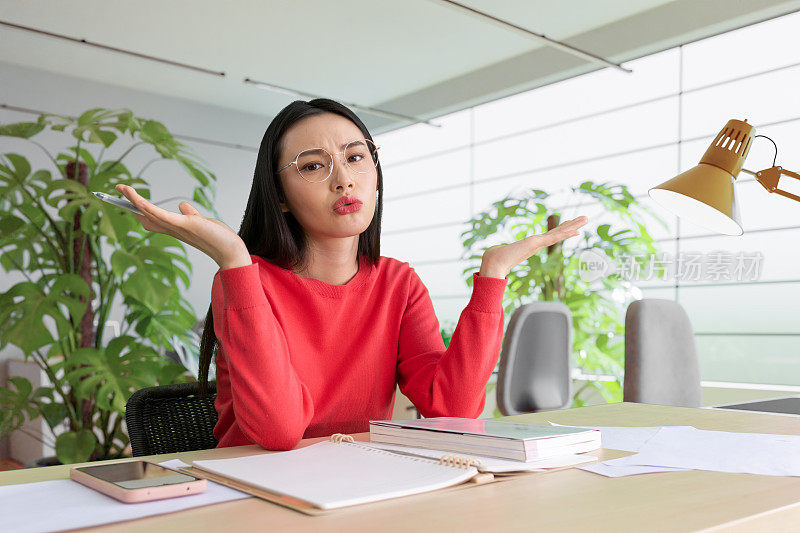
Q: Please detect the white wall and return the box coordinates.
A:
[375,11,800,389]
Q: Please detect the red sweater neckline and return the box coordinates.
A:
[257,254,375,299]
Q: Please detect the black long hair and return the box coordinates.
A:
[197,98,384,396]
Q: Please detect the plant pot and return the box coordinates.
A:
[31,455,61,468]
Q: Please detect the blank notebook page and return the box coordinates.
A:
[192,441,477,510]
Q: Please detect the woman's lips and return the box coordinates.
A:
[334,202,362,215]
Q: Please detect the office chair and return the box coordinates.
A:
[623,299,701,407]
[496,302,573,415]
[126,381,218,456]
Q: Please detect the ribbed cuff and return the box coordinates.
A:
[467,272,508,312]
[218,262,267,310]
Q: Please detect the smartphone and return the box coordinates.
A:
[70,460,207,503]
[93,191,144,216]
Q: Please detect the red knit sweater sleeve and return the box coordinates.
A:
[396,270,508,418]
[211,261,315,450]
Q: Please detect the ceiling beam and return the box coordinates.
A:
[243,78,440,127]
[0,20,225,77]
[431,0,632,73]
[370,0,800,134]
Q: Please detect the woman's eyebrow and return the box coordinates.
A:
[340,139,364,149]
[295,140,364,153]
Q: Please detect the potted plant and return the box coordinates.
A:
[461,181,666,406]
[0,108,217,463]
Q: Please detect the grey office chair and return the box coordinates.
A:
[623,299,701,407]
[496,302,573,415]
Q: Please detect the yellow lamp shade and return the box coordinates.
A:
[649,163,743,236]
[649,119,753,236]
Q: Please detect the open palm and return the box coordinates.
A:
[115,184,248,268]
[482,216,588,277]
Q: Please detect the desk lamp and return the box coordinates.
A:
[649,119,800,235]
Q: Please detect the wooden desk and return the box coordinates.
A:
[2,402,800,532]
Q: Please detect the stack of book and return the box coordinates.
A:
[369,417,601,462]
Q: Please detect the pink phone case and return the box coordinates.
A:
[70,461,207,503]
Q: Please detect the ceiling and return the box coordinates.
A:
[1,0,799,134]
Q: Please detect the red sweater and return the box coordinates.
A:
[211,253,508,450]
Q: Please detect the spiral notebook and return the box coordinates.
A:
[180,434,598,514]
[182,435,481,514]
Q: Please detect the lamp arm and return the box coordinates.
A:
[781,168,800,180]
[754,166,800,204]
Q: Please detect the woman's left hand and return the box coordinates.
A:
[479,216,589,278]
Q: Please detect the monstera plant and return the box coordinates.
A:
[0,108,216,463]
[461,181,666,406]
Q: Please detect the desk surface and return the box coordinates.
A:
[3,402,800,533]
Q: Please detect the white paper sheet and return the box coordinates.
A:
[547,423,692,476]
[0,459,251,533]
[616,426,800,476]
[550,423,800,477]
[547,422,695,452]
[579,458,687,477]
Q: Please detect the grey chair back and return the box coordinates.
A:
[624,299,701,407]
[497,302,573,415]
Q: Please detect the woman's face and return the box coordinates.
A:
[277,113,378,243]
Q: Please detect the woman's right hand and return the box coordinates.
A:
[115,184,252,270]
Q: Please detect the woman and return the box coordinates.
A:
[116,98,587,450]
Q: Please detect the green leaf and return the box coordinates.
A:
[56,147,98,174]
[8,375,32,397]
[89,160,133,191]
[39,401,68,429]
[178,156,212,187]
[192,187,214,212]
[0,153,31,186]
[62,108,133,147]
[141,119,170,142]
[65,337,173,413]
[56,429,98,464]
[0,214,26,240]
[0,122,45,139]
[0,274,91,353]
[0,377,38,438]
[77,108,108,127]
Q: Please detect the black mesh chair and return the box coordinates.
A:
[126,381,219,456]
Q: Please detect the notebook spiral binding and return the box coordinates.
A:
[327,432,494,485]
[330,433,435,463]
[439,454,482,469]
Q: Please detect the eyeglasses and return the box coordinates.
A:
[277,138,380,183]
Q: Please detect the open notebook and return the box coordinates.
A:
[182,434,598,514]
[186,437,476,513]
